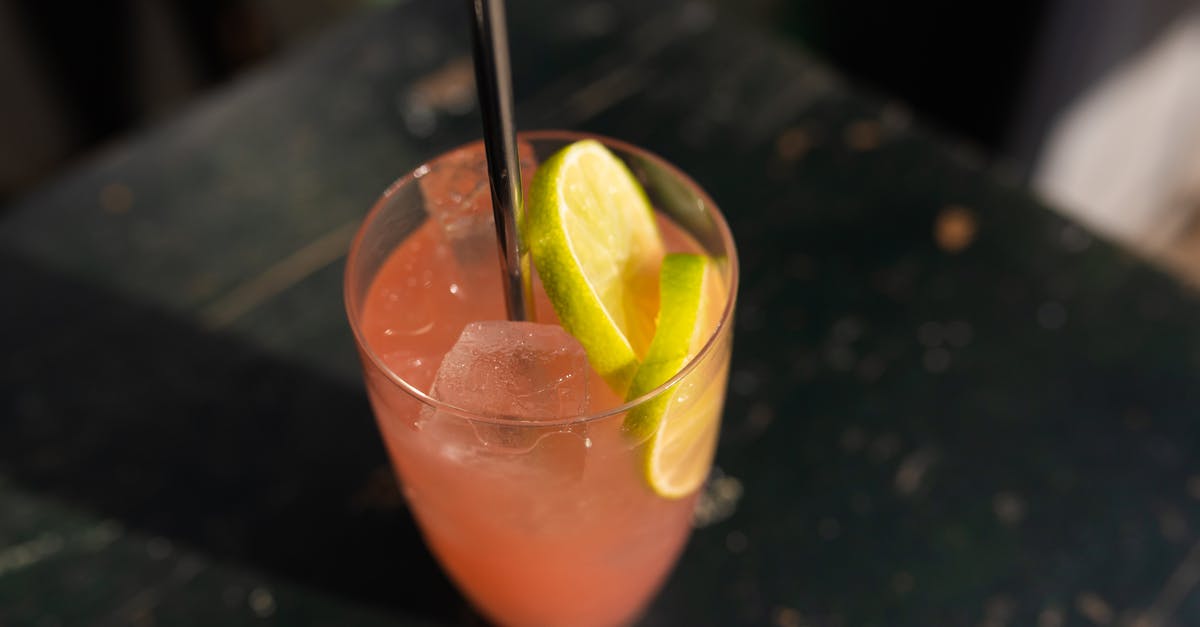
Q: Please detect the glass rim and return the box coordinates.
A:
[343,130,739,427]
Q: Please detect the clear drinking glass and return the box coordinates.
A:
[344,132,738,627]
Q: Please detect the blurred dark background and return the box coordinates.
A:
[0,0,364,204]
[0,0,1194,205]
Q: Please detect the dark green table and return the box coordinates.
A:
[4,1,1200,625]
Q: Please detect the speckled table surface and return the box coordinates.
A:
[4,1,1200,626]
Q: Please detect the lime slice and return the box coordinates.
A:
[624,253,725,498]
[525,139,665,393]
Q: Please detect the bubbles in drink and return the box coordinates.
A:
[368,144,543,380]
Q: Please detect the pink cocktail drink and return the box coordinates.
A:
[345,133,737,626]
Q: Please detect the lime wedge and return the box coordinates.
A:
[525,139,665,393]
[624,253,724,498]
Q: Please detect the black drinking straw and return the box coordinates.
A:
[466,0,534,321]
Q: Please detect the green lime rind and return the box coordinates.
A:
[624,253,709,434]
[525,139,663,395]
[624,253,718,498]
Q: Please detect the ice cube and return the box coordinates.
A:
[420,322,592,470]
[431,321,589,420]
[416,142,537,265]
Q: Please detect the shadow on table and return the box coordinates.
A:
[0,251,473,623]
